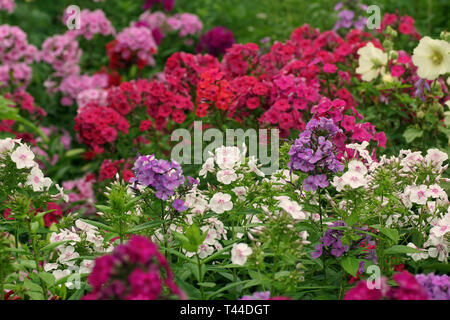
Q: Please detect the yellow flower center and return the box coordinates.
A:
[430,49,443,65]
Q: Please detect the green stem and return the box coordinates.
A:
[196,254,204,300]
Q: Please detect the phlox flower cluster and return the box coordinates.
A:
[99,158,134,183]
[333,2,368,32]
[0,0,15,13]
[1,139,53,192]
[107,26,158,70]
[288,117,344,192]
[0,25,38,89]
[137,11,202,42]
[415,273,450,300]
[131,154,185,200]
[179,217,227,259]
[58,73,109,106]
[62,175,97,215]
[196,26,235,57]
[64,9,115,40]
[345,270,429,300]
[240,291,292,300]
[74,102,130,154]
[378,12,421,40]
[40,33,81,78]
[83,235,184,300]
[44,220,113,288]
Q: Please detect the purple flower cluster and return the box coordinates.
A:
[288,117,344,191]
[414,78,431,101]
[415,273,450,300]
[312,221,349,258]
[333,1,368,32]
[83,236,184,300]
[240,291,271,300]
[196,26,235,57]
[131,155,185,200]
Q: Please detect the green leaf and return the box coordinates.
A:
[40,240,69,253]
[340,256,360,277]
[79,219,114,232]
[403,127,423,143]
[23,279,43,293]
[197,282,216,288]
[39,272,55,287]
[384,245,423,254]
[207,280,251,299]
[68,284,87,300]
[26,291,44,300]
[127,220,161,233]
[379,227,399,244]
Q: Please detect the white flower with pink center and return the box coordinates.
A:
[331,175,345,192]
[215,146,241,170]
[26,166,52,192]
[10,143,35,169]
[426,184,445,199]
[199,157,215,177]
[275,196,308,220]
[217,169,238,185]
[425,148,448,167]
[409,185,429,205]
[231,243,252,265]
[348,160,367,175]
[209,192,233,213]
[342,171,366,189]
[430,212,450,238]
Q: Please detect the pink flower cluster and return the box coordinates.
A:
[0,25,38,89]
[59,73,109,106]
[40,33,81,78]
[166,13,203,37]
[62,174,96,215]
[345,270,429,300]
[64,9,115,40]
[76,88,108,110]
[0,0,15,13]
[135,10,202,46]
[83,235,184,300]
[112,26,158,68]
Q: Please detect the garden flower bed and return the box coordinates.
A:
[0,0,449,302]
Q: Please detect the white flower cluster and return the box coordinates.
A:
[199,144,264,184]
[407,209,450,262]
[44,220,113,288]
[0,138,68,201]
[184,217,227,259]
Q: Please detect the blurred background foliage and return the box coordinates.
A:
[2,0,449,48]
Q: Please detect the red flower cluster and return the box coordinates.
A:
[99,158,134,182]
[378,13,421,40]
[74,102,129,154]
[3,202,63,228]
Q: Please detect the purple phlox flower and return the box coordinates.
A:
[172,199,187,212]
[240,291,271,300]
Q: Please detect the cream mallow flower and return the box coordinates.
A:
[412,37,450,80]
[355,42,388,81]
